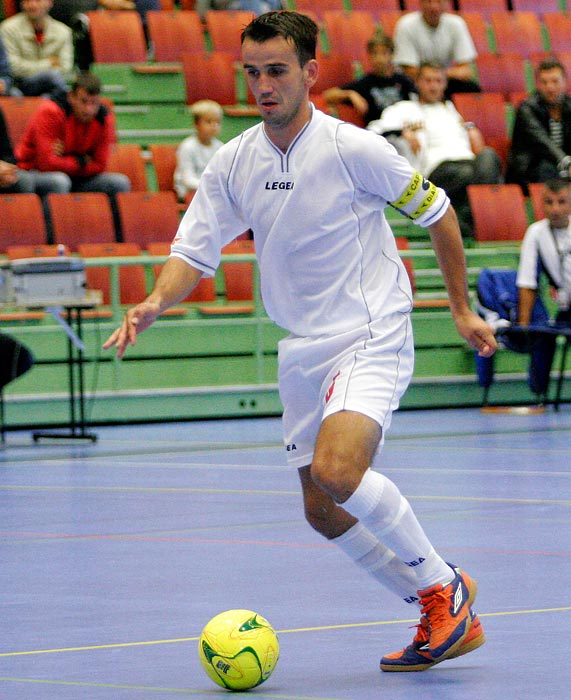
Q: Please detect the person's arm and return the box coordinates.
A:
[428,205,497,357]
[103,256,204,358]
[518,287,537,327]
[322,87,369,115]
[446,61,475,82]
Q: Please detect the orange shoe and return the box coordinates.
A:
[380,609,485,672]
[418,567,477,660]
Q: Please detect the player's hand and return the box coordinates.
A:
[454,310,498,357]
[102,300,161,359]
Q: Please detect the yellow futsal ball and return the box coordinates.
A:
[198,609,280,691]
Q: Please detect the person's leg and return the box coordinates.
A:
[17,70,68,98]
[27,171,71,243]
[472,147,503,185]
[73,173,131,239]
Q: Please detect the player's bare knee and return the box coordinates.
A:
[310,454,359,504]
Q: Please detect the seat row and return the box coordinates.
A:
[0,191,182,252]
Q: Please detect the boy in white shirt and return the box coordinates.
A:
[174,99,223,203]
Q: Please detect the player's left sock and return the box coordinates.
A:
[342,469,453,589]
[333,522,421,605]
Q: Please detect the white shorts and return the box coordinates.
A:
[278,312,414,468]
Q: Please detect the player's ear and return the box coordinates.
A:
[303,59,319,91]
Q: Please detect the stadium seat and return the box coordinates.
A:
[510,0,561,13]
[0,96,42,148]
[107,144,148,192]
[311,54,355,94]
[148,143,177,195]
[528,182,547,221]
[0,194,47,252]
[294,0,345,20]
[458,12,492,55]
[146,10,206,62]
[452,92,508,141]
[377,11,403,39]
[322,11,377,63]
[489,12,545,58]
[350,0,401,19]
[77,242,147,305]
[47,193,117,250]
[542,13,571,54]
[455,0,508,20]
[117,191,181,248]
[86,11,147,63]
[475,53,528,98]
[5,244,70,259]
[467,184,529,242]
[205,11,255,61]
[181,52,237,106]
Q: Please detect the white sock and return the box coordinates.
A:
[333,522,421,605]
[342,469,453,590]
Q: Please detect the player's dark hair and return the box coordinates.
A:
[241,11,318,67]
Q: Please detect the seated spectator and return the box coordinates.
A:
[0,103,35,193]
[507,60,571,193]
[195,0,283,20]
[0,0,73,98]
[322,35,416,126]
[516,179,571,398]
[49,0,160,71]
[393,0,480,97]
[0,35,15,96]
[368,62,501,238]
[174,99,223,203]
[16,72,130,233]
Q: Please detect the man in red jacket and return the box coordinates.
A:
[16,71,130,236]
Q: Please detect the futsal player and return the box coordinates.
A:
[104,11,496,672]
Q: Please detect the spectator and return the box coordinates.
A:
[0,35,15,96]
[516,179,571,397]
[322,35,416,126]
[0,0,73,97]
[49,0,160,71]
[174,99,223,204]
[393,0,479,97]
[0,104,35,193]
[506,60,571,193]
[368,62,502,239]
[15,72,130,234]
[195,0,283,20]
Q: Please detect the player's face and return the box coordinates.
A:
[242,36,318,147]
[536,68,567,106]
[543,187,571,228]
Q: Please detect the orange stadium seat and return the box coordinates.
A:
[205,11,255,61]
[86,11,147,63]
[146,10,206,62]
[458,12,492,55]
[322,11,377,64]
[455,0,508,20]
[311,54,355,94]
[0,194,47,252]
[350,0,401,20]
[47,193,117,250]
[146,241,217,303]
[107,144,148,192]
[117,191,181,248]
[489,12,545,58]
[78,242,147,306]
[510,0,561,13]
[182,51,237,106]
[542,13,571,54]
[475,53,528,98]
[0,96,42,148]
[467,184,529,242]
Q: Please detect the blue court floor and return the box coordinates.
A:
[1,407,570,699]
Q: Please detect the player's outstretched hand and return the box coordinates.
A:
[454,310,498,358]
[102,300,161,359]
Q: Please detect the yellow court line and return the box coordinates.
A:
[1,607,569,658]
[0,677,337,700]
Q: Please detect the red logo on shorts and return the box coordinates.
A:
[325,371,341,403]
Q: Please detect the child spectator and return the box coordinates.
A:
[174,99,223,203]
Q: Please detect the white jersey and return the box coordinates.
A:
[517,218,571,297]
[171,107,449,337]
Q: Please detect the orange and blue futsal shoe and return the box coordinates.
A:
[380,608,485,672]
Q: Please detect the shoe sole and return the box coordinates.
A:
[380,627,486,673]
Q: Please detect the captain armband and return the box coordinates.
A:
[389,171,438,220]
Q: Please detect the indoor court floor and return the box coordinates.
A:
[1,406,570,699]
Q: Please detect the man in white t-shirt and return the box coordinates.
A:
[393,0,479,96]
[104,11,496,674]
[368,62,501,238]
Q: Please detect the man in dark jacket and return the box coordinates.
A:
[507,59,571,193]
